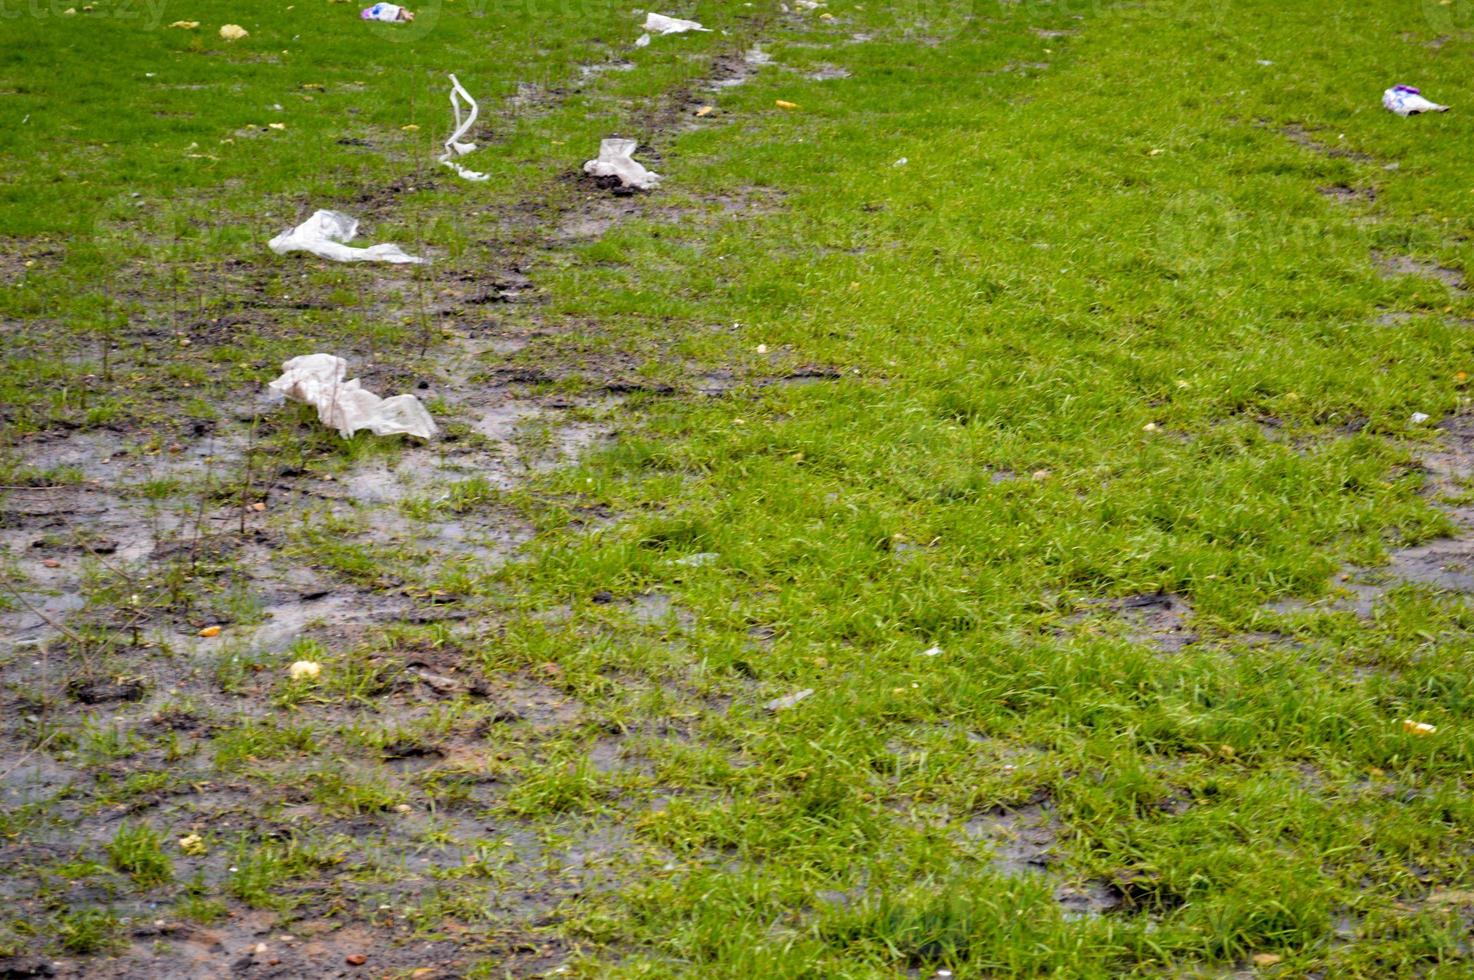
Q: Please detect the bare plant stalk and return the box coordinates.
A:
[239,411,260,535]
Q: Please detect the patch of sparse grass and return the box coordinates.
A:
[106,822,173,888]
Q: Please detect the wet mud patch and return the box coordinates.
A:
[103,914,464,980]
[1277,122,1377,163]
[964,800,1060,875]
[1067,592,1197,652]
[1271,417,1474,615]
[1373,251,1467,294]
[1319,183,1375,204]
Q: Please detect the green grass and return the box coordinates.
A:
[5,0,1474,973]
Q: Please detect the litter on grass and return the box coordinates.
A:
[269,354,438,439]
[218,23,248,39]
[921,646,942,657]
[1403,719,1437,735]
[289,660,323,680]
[362,2,414,21]
[765,689,813,711]
[268,209,427,265]
[169,20,199,28]
[1410,412,1431,425]
[1383,85,1448,116]
[439,74,490,182]
[643,12,709,34]
[635,33,651,47]
[583,138,662,190]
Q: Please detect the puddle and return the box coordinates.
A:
[964,802,1059,875]
[806,64,851,80]
[1319,184,1375,203]
[1070,592,1197,652]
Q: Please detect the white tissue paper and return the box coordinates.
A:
[643,12,709,34]
[1383,85,1449,116]
[583,138,662,190]
[269,354,437,439]
[268,210,426,265]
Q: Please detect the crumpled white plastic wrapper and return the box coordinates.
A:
[643,12,709,34]
[268,210,427,265]
[1383,85,1448,116]
[269,354,437,439]
[361,2,406,21]
[583,138,662,190]
[439,74,489,182]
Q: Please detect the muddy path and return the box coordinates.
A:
[0,14,796,977]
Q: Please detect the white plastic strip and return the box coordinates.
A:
[439,74,490,182]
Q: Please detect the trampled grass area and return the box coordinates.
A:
[4,0,1474,975]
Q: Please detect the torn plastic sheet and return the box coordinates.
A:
[583,138,662,190]
[268,210,427,265]
[438,74,490,182]
[764,689,813,712]
[269,354,437,439]
[643,12,709,34]
[1383,85,1448,116]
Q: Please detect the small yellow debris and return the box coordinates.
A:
[819,11,834,18]
[251,501,266,511]
[401,124,420,131]
[1251,953,1282,967]
[169,20,199,28]
[1175,379,1190,389]
[289,660,322,681]
[775,99,799,110]
[197,625,222,638]
[1403,719,1437,736]
[63,6,75,12]
[268,122,286,130]
[695,105,714,117]
[1217,744,1234,758]
[178,833,207,856]
[1149,148,1164,156]
[1143,421,1159,432]
[219,23,248,40]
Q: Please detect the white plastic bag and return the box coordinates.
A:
[1383,85,1448,116]
[439,74,490,182]
[643,12,709,34]
[583,138,662,190]
[361,3,408,22]
[268,210,427,265]
[269,354,437,439]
